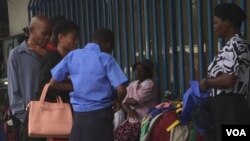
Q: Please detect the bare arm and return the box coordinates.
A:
[112,84,127,112]
[200,73,236,91]
[116,84,127,104]
[49,78,74,91]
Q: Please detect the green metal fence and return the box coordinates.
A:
[24,0,249,99]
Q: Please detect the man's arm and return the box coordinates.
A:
[7,50,26,122]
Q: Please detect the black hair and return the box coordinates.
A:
[49,15,66,27]
[144,67,153,79]
[133,59,154,79]
[53,20,79,45]
[214,3,246,29]
[92,28,114,44]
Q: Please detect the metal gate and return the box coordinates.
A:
[27,0,249,100]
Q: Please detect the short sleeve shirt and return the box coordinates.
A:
[51,43,128,112]
[207,34,250,97]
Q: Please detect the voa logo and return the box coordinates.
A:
[226,129,246,136]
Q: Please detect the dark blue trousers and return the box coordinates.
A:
[69,106,114,141]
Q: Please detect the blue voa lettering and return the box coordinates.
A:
[226,129,246,136]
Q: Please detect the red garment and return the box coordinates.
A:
[114,120,141,141]
[150,111,179,141]
[45,43,57,52]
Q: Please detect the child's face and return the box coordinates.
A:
[59,30,78,51]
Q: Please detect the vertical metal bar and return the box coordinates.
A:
[96,0,100,28]
[152,0,159,62]
[60,0,64,16]
[90,0,95,33]
[144,0,150,59]
[31,0,35,16]
[187,0,194,80]
[38,0,42,14]
[129,0,136,65]
[170,0,178,96]
[70,0,74,21]
[28,0,33,22]
[41,0,46,15]
[137,0,143,60]
[160,0,169,92]
[108,0,113,30]
[33,0,38,15]
[79,0,85,45]
[109,0,115,57]
[85,0,90,42]
[197,0,204,79]
[102,0,107,27]
[207,0,214,63]
[218,38,224,49]
[65,0,69,19]
[177,0,185,94]
[50,0,54,16]
[217,0,224,50]
[46,0,50,17]
[55,0,59,15]
[240,0,246,37]
[152,0,160,91]
[75,0,79,26]
[122,0,129,78]
[114,0,122,66]
[33,0,39,15]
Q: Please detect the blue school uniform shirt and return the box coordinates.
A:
[51,43,128,112]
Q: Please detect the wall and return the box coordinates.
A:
[7,0,29,36]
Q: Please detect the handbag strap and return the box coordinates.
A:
[39,83,64,104]
[39,83,50,102]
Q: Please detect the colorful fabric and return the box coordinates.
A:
[140,113,163,141]
[150,111,180,141]
[114,120,141,141]
[169,124,189,141]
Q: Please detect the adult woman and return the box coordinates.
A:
[115,59,157,141]
[199,3,250,141]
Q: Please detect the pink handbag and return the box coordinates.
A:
[27,83,73,138]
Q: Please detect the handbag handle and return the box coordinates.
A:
[39,83,64,104]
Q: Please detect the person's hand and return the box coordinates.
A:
[27,40,47,56]
[127,109,139,119]
[199,78,209,92]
